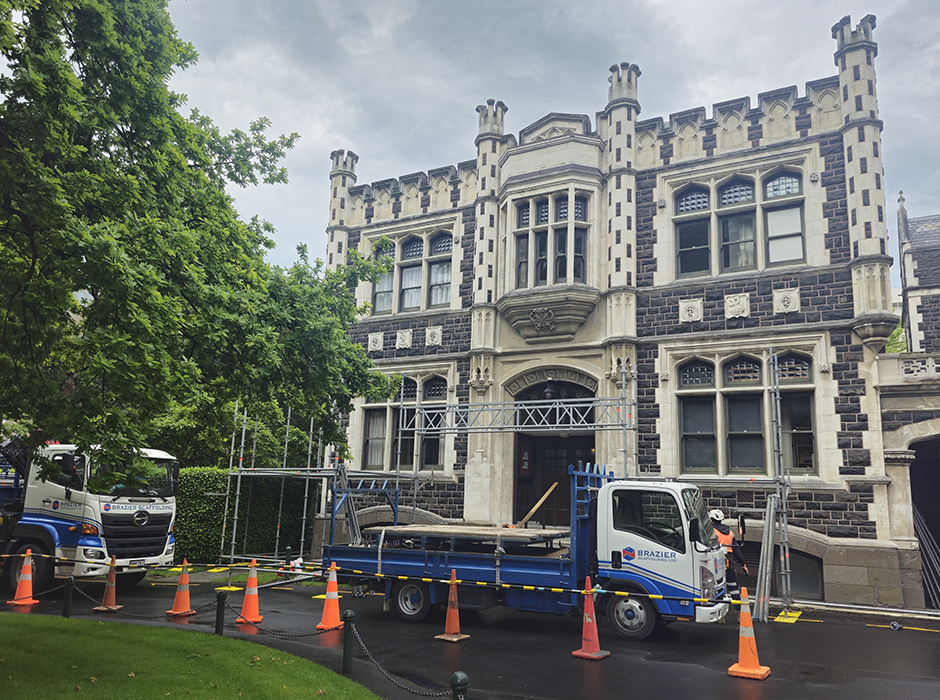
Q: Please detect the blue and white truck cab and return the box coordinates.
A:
[1,438,178,591]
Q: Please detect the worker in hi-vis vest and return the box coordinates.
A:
[709,509,748,600]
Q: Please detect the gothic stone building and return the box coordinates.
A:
[325,15,927,607]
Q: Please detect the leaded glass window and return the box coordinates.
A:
[725,358,761,384]
[536,200,550,225]
[574,196,588,221]
[777,354,812,382]
[720,181,754,206]
[556,197,568,221]
[517,203,530,228]
[430,233,452,255]
[680,361,714,387]
[765,174,801,199]
[402,238,423,259]
[397,379,418,401]
[424,376,447,399]
[677,189,709,213]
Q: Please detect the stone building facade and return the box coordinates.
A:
[325,15,930,607]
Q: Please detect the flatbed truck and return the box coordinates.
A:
[324,463,729,640]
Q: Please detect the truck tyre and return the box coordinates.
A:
[606,591,657,640]
[8,543,53,595]
[390,581,432,622]
[116,570,148,589]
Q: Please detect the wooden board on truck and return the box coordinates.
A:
[362,523,569,544]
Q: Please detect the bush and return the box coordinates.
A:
[176,467,319,564]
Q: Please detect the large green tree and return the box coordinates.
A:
[0,1,392,472]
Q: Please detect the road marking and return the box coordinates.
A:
[774,611,802,623]
[867,623,939,633]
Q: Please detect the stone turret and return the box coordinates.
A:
[832,15,894,349]
[327,149,358,270]
[476,99,508,138]
[607,62,641,107]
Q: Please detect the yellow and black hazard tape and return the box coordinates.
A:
[336,565,736,607]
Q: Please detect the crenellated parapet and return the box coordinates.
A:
[476,98,508,137]
[632,76,844,167]
[341,160,479,228]
[330,149,359,176]
[607,62,641,107]
[832,14,878,60]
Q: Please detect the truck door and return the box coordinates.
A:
[602,487,695,614]
[27,452,87,551]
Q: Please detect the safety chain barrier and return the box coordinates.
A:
[337,566,741,607]
[69,584,217,619]
[220,599,343,638]
[7,581,66,603]
[350,620,452,697]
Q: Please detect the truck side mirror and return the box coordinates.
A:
[738,514,746,537]
[689,517,700,544]
[611,550,622,569]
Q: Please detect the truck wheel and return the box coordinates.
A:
[116,570,148,589]
[606,592,657,640]
[391,581,432,622]
[8,543,52,595]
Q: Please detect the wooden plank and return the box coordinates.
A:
[361,523,569,543]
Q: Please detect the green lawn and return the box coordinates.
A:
[0,614,381,699]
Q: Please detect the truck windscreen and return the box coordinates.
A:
[682,488,718,547]
[90,458,177,498]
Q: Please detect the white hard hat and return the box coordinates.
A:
[709,509,725,522]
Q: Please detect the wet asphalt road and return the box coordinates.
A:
[4,575,940,700]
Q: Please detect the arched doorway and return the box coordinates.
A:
[514,379,596,526]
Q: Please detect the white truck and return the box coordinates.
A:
[325,463,730,640]
[1,437,178,592]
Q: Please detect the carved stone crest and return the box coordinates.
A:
[724,293,750,319]
[773,289,801,314]
[396,329,412,349]
[529,308,556,333]
[367,332,384,352]
[679,299,703,323]
[425,326,442,347]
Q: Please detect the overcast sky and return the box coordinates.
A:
[167,0,940,275]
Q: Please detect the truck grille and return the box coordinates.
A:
[101,511,171,559]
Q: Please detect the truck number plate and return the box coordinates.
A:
[130,559,145,566]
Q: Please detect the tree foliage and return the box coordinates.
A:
[0,1,393,475]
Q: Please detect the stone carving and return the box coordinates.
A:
[396,329,412,349]
[532,126,575,142]
[773,289,801,314]
[809,172,819,182]
[725,293,750,319]
[425,326,443,347]
[367,332,384,352]
[818,363,831,373]
[679,299,703,323]
[506,368,598,396]
[529,308,557,333]
[659,371,669,382]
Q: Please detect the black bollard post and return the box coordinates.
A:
[284,546,292,570]
[215,590,227,636]
[342,609,356,674]
[450,671,469,700]
[62,575,74,618]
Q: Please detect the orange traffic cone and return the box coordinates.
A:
[93,556,123,612]
[316,562,343,630]
[236,559,263,624]
[7,548,39,607]
[728,587,771,680]
[572,576,610,660]
[435,569,470,642]
[166,558,196,617]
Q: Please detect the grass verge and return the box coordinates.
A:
[0,614,380,699]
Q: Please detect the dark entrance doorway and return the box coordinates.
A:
[515,434,594,526]
[910,438,940,608]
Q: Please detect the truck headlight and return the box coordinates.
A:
[83,549,106,560]
[165,544,175,556]
[700,566,716,601]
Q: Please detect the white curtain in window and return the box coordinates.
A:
[374,272,393,313]
[428,262,451,306]
[365,411,385,468]
[400,266,422,310]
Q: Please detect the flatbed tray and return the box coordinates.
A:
[361,524,570,544]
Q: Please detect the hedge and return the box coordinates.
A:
[175,467,319,564]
